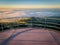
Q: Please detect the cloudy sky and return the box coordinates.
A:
[0,0,60,19]
[0,0,60,8]
[0,9,60,19]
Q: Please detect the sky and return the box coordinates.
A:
[0,0,60,21]
[0,0,60,8]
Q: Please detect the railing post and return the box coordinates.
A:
[31,18,32,28]
[1,23,3,32]
[44,17,47,29]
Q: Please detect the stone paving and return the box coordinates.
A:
[0,28,60,45]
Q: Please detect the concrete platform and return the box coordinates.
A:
[0,28,60,45]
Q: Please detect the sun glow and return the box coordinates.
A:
[0,5,60,10]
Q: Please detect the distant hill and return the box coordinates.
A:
[49,14,60,18]
[0,17,31,24]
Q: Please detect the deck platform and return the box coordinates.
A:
[0,28,60,45]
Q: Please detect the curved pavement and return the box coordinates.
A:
[0,28,60,45]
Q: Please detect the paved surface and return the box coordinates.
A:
[0,28,60,45]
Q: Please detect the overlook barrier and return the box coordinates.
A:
[0,17,60,31]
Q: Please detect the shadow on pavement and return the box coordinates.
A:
[0,28,34,45]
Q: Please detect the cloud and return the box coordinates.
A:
[35,12,55,17]
[0,10,29,19]
[7,11,29,17]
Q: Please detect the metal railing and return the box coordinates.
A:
[0,17,60,32]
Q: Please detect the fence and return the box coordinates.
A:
[0,17,60,32]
